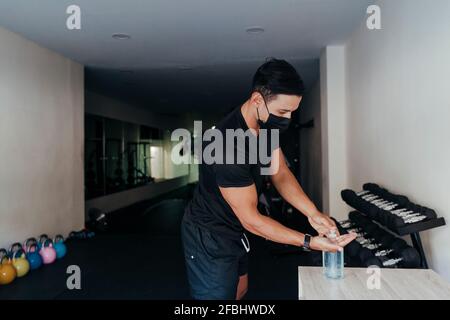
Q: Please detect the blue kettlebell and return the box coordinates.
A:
[53,235,67,259]
[25,244,42,270]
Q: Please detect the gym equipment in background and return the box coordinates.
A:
[341,183,446,268]
[25,244,42,270]
[336,214,421,268]
[68,229,95,240]
[12,250,30,278]
[39,239,56,264]
[37,234,49,250]
[53,235,67,259]
[0,252,17,285]
[87,208,108,232]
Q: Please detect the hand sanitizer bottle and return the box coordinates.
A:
[323,230,344,279]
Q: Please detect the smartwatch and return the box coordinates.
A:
[303,234,312,251]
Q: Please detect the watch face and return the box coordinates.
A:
[304,234,310,248]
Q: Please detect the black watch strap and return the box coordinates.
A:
[303,234,312,251]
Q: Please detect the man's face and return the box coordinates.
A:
[259,93,302,121]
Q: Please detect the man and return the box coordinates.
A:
[181,58,356,300]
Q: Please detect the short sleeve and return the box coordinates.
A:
[214,162,254,188]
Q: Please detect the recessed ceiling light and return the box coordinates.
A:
[112,33,131,40]
[246,26,265,34]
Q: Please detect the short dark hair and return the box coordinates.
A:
[252,58,305,102]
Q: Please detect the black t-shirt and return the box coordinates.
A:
[185,106,273,240]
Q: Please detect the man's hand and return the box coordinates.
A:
[310,234,357,252]
[308,212,340,237]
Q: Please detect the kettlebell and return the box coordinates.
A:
[9,242,22,256]
[0,248,7,260]
[23,238,37,250]
[39,239,56,264]
[25,244,42,270]
[12,250,30,278]
[38,234,49,250]
[53,235,67,259]
[0,256,17,285]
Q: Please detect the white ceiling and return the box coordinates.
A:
[0,0,371,113]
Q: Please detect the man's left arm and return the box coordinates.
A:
[269,148,338,236]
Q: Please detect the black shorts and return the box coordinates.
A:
[181,215,249,300]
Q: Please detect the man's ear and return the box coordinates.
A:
[250,91,264,106]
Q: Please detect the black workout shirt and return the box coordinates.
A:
[185,106,275,240]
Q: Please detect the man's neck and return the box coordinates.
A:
[240,100,259,134]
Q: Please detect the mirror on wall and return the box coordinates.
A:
[85,114,174,200]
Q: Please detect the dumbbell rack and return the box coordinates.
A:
[342,188,446,269]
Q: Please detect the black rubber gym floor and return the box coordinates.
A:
[0,185,319,300]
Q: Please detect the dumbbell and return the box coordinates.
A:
[342,190,379,215]
[381,204,429,221]
[347,217,409,252]
[352,198,409,228]
[340,214,401,259]
[340,217,373,232]
[357,192,400,212]
[356,235,405,251]
[363,183,410,206]
[356,191,415,227]
[403,202,437,220]
[335,219,361,258]
[361,232,420,267]
[356,229,410,254]
[380,207,427,226]
[348,212,382,235]
[359,242,420,268]
[364,184,436,221]
[68,229,95,240]
[358,186,419,218]
[348,211,372,226]
[378,247,420,267]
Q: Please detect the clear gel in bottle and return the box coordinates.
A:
[322,230,344,279]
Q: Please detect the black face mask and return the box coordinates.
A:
[256,94,291,132]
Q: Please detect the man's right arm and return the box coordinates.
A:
[219,184,355,252]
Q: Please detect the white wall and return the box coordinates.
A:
[0,27,84,247]
[344,0,450,279]
[85,91,184,130]
[320,46,349,220]
[299,81,323,211]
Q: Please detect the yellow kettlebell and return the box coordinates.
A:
[12,250,30,278]
[0,256,17,285]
